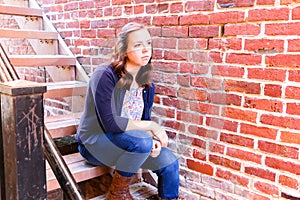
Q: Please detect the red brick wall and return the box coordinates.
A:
[41,0,300,199]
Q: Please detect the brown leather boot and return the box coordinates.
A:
[106,171,134,200]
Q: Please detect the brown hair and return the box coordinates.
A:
[111,22,152,90]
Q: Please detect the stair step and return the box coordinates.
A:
[90,182,158,200]
[43,81,87,99]
[9,55,76,66]
[0,28,58,39]
[0,4,42,17]
[46,152,112,192]
[45,112,82,138]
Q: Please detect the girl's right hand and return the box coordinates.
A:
[154,127,168,147]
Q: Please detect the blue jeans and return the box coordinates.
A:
[78,130,179,199]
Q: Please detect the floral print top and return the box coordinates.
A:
[121,87,144,120]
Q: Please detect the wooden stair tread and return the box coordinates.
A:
[45,112,82,124]
[0,4,42,17]
[0,28,58,39]
[42,81,87,99]
[8,55,76,66]
[46,152,112,192]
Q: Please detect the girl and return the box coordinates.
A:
[76,22,179,200]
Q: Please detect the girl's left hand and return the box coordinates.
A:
[150,138,161,157]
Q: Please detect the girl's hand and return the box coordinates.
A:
[150,138,161,157]
[154,127,168,147]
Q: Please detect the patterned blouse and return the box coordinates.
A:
[121,87,144,120]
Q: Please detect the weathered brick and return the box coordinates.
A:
[211,65,244,78]
[248,8,289,21]
[244,39,284,52]
[217,0,255,7]
[209,155,241,170]
[216,168,249,187]
[206,117,238,132]
[258,140,299,159]
[257,0,275,5]
[265,22,300,35]
[224,80,261,94]
[209,38,242,50]
[279,175,299,189]
[170,2,184,13]
[208,92,242,106]
[286,102,300,115]
[220,132,255,147]
[244,97,283,112]
[162,26,189,37]
[240,123,278,139]
[189,26,220,38]
[178,87,207,101]
[286,86,300,100]
[153,15,179,26]
[224,24,261,36]
[260,114,300,130]
[226,53,262,65]
[253,181,279,195]
[227,148,262,164]
[186,0,214,11]
[187,159,214,175]
[180,14,209,25]
[209,11,245,24]
[281,131,300,145]
[191,76,223,90]
[264,84,282,98]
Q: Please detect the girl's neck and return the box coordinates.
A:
[126,65,140,78]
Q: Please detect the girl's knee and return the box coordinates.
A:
[127,130,153,153]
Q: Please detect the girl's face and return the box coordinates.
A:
[126,28,152,69]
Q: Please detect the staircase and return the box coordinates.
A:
[0,0,158,199]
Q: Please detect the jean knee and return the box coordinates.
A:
[127,130,153,153]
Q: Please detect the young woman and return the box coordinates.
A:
[76,22,179,200]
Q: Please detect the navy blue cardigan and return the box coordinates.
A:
[77,63,155,145]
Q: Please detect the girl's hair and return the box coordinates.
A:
[111,22,152,90]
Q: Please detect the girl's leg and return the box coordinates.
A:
[141,147,179,200]
[78,130,153,176]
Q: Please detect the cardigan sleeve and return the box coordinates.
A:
[90,66,129,133]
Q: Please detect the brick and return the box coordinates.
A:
[279,175,299,189]
[206,117,238,132]
[162,97,189,110]
[191,76,223,90]
[286,86,300,100]
[81,30,96,38]
[216,168,249,187]
[224,24,260,36]
[240,123,277,139]
[152,15,178,26]
[164,73,177,84]
[109,18,129,28]
[95,0,110,7]
[211,65,244,78]
[97,28,116,38]
[248,8,289,21]
[286,103,300,115]
[152,106,175,118]
[112,0,131,5]
[170,2,184,13]
[134,0,154,3]
[164,50,188,61]
[74,39,89,46]
[208,92,242,106]
[253,181,279,195]
[258,140,299,159]
[64,2,79,11]
[220,132,254,148]
[209,155,241,170]
[227,148,262,164]
[265,22,300,35]
[224,80,261,94]
[145,4,157,14]
[209,11,245,24]
[217,0,255,7]
[244,97,283,112]
[162,120,185,132]
[226,53,262,65]
[178,87,207,101]
[189,26,220,38]
[162,26,189,37]
[292,6,300,19]
[191,64,210,74]
[112,6,122,16]
[177,110,203,124]
[257,0,275,5]
[235,187,271,200]
[281,0,300,5]
[179,62,194,73]
[157,3,168,13]
[281,131,300,145]
[66,21,79,28]
[155,84,177,97]
[153,38,177,49]
[260,114,300,130]
[185,0,214,11]
[152,61,178,72]
[209,142,225,154]
[190,101,220,115]
[288,39,300,52]
[264,84,282,98]
[223,107,258,123]
[134,5,144,14]
[193,141,206,152]
[187,159,214,175]
[180,14,209,25]
[79,1,94,9]
[209,38,242,50]
[178,38,196,49]
[177,74,190,86]
[188,125,219,139]
[95,17,109,26]
[244,39,284,52]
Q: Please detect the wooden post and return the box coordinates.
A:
[0,80,46,200]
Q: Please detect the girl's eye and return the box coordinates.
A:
[147,41,152,46]
[134,44,141,48]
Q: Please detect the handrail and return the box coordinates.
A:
[0,43,19,82]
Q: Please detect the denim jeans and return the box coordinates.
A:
[77,130,179,199]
